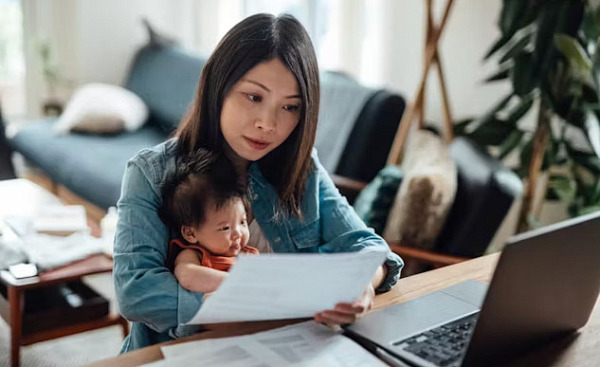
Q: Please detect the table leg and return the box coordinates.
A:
[8,286,24,367]
[119,316,129,338]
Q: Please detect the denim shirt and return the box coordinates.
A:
[113,139,404,353]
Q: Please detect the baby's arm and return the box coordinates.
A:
[173,249,227,293]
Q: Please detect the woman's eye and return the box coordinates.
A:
[246,94,261,102]
[284,104,300,112]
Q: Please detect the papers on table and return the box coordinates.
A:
[188,250,387,324]
[143,321,388,367]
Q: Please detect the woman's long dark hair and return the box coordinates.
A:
[176,13,320,218]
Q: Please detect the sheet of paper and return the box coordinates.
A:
[187,250,387,324]
[157,321,388,367]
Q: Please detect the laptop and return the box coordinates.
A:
[345,211,600,367]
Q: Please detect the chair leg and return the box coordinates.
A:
[9,287,24,367]
[119,317,130,338]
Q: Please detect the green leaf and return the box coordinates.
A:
[476,94,514,129]
[500,0,526,36]
[554,34,592,72]
[484,34,512,60]
[469,119,516,146]
[506,93,535,123]
[453,118,474,136]
[518,138,534,177]
[586,111,600,159]
[546,174,576,201]
[570,148,600,174]
[511,52,536,97]
[484,66,511,83]
[582,7,600,41]
[578,205,600,215]
[499,30,534,64]
[498,129,524,159]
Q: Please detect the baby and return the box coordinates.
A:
[161,149,258,294]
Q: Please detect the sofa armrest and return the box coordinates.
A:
[387,241,469,268]
[331,174,367,204]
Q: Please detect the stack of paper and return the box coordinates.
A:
[142,321,388,367]
[188,250,388,324]
[32,205,88,236]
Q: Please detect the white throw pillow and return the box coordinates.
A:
[53,83,149,135]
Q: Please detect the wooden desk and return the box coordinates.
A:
[0,179,128,367]
[87,253,600,367]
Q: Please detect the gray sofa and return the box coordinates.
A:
[9,40,405,210]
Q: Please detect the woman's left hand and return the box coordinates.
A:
[314,283,375,325]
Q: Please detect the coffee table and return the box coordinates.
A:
[0,179,128,367]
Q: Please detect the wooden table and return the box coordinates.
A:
[86,253,600,367]
[0,179,128,367]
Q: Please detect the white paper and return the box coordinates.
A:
[187,250,387,324]
[157,321,388,367]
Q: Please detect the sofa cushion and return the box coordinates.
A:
[9,119,165,209]
[54,83,149,135]
[124,45,207,134]
[383,130,457,250]
[353,165,403,235]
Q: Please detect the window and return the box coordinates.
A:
[243,0,333,56]
[0,0,24,118]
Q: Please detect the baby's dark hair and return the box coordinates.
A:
[160,149,247,232]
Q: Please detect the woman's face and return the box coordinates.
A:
[220,58,302,164]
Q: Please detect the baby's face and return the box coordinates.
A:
[193,198,249,257]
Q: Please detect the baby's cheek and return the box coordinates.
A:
[242,230,250,245]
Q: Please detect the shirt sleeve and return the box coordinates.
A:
[113,160,204,332]
[313,151,404,293]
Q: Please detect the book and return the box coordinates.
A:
[32,205,88,236]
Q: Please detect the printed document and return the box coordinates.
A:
[187,250,387,324]
[147,321,388,367]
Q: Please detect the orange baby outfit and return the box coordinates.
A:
[167,238,259,272]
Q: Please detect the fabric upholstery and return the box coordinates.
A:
[434,137,523,257]
[383,130,457,250]
[124,45,207,134]
[353,165,403,235]
[9,119,165,209]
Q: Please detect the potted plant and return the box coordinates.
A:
[456,0,600,232]
[36,39,64,116]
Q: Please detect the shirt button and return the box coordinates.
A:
[274,237,281,243]
[252,193,259,200]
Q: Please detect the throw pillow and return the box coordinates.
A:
[53,83,149,135]
[383,129,457,250]
[353,165,403,235]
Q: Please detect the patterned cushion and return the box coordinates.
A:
[353,165,403,235]
[383,130,457,250]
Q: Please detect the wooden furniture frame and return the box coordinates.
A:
[387,0,456,166]
[0,179,128,367]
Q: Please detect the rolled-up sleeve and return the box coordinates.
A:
[113,160,204,332]
[313,152,404,293]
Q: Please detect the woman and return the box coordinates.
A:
[114,13,403,353]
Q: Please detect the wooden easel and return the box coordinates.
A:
[387,0,456,165]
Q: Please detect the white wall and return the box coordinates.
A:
[22,0,248,118]
[366,0,512,128]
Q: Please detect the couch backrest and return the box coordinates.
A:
[124,45,207,134]
[434,137,523,257]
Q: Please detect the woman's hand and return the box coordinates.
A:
[314,283,375,325]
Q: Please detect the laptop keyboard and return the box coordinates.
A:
[392,312,479,367]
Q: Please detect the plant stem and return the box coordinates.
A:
[518,99,552,232]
